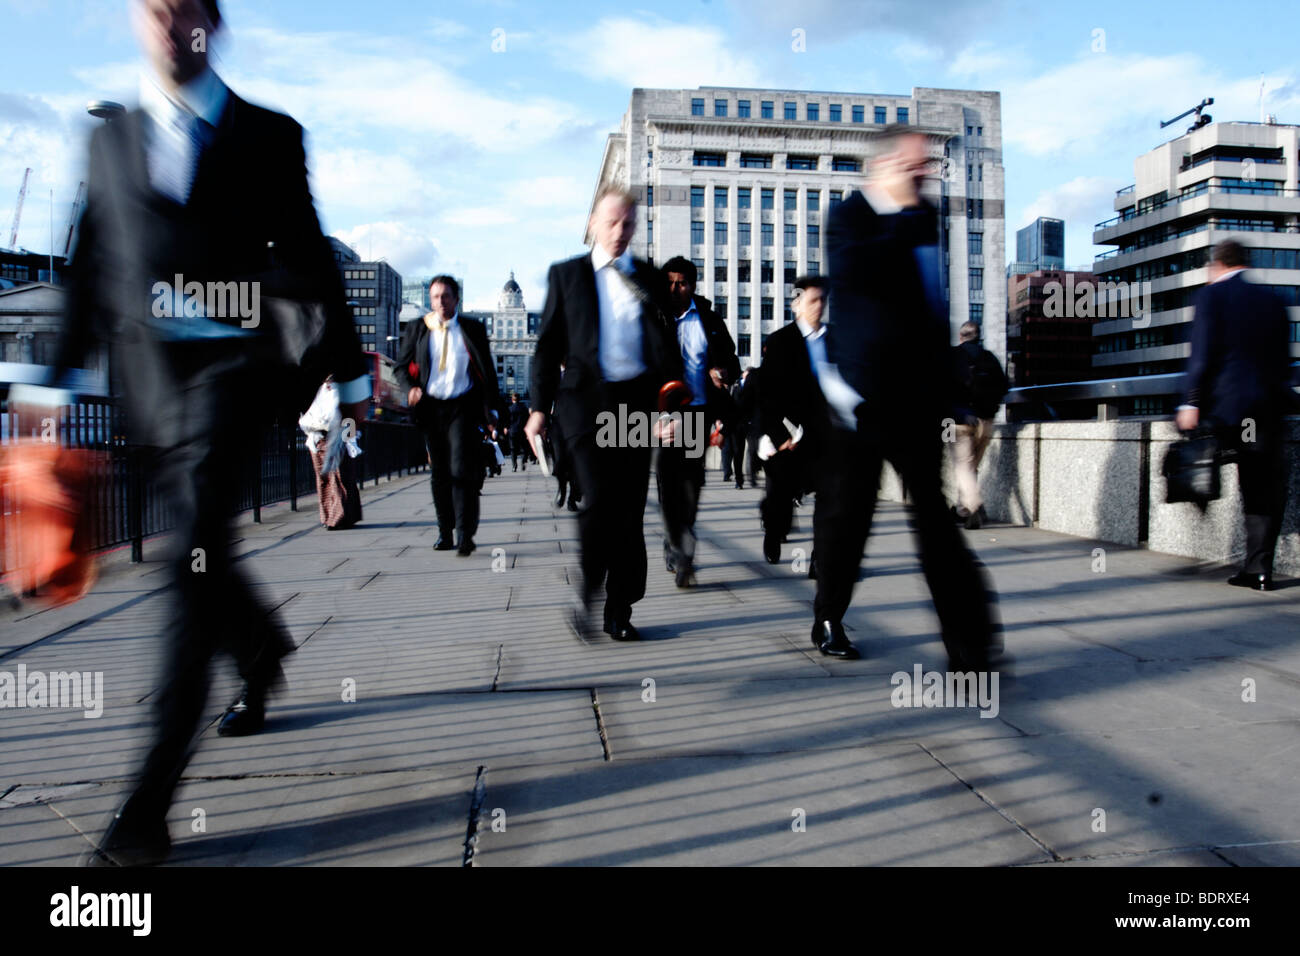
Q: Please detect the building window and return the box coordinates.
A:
[761,299,773,321]
[969,268,983,292]
[714,186,728,209]
[852,105,864,123]
[739,153,772,168]
[874,106,887,123]
[691,221,704,245]
[807,103,819,121]
[784,298,794,322]
[761,259,774,282]
[784,101,796,120]
[738,297,751,320]
[977,199,984,219]
[832,157,860,173]
[691,186,704,208]
[761,100,774,119]
[807,224,820,248]
[830,190,843,206]
[784,260,797,283]
[715,221,728,246]
[691,98,704,116]
[737,99,751,118]
[691,257,704,274]
[715,98,728,117]
[738,260,751,283]
[966,198,974,218]
[647,150,652,167]
[897,107,909,123]
[784,188,798,211]
[693,151,726,167]
[737,333,750,356]
[784,223,797,246]
[807,260,820,276]
[967,165,973,181]
[738,221,751,246]
[967,126,973,136]
[787,155,817,171]
[647,219,653,245]
[737,187,751,208]
[716,296,728,320]
[977,126,983,136]
[715,259,728,282]
[646,186,653,207]
[761,188,774,210]
[761,222,774,247]
[970,304,983,323]
[829,104,842,122]
[807,190,820,212]
[968,232,983,255]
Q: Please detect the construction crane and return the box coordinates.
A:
[8,167,31,250]
[1161,97,1214,134]
[63,181,87,256]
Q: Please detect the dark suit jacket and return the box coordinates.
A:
[531,253,682,440]
[52,90,367,448]
[395,314,499,423]
[825,190,958,426]
[757,321,831,455]
[680,293,741,421]
[1184,271,1292,429]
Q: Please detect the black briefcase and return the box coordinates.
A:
[1162,429,1221,510]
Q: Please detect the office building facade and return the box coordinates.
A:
[590,85,1006,367]
[1008,216,1064,276]
[1091,120,1300,411]
[329,237,403,357]
[1005,269,1096,387]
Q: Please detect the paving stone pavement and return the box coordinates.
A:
[2,464,1298,866]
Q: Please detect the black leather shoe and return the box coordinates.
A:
[553,487,565,507]
[762,533,780,565]
[1227,571,1272,591]
[675,563,697,588]
[566,497,580,512]
[217,682,269,737]
[608,621,641,642]
[433,536,455,551]
[83,811,171,867]
[815,620,860,659]
[964,509,983,530]
[457,537,476,557]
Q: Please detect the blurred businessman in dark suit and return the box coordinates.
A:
[1177,239,1293,590]
[815,125,1001,667]
[526,186,681,641]
[656,256,739,587]
[13,0,370,864]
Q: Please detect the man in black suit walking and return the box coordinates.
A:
[814,125,1002,667]
[525,186,681,641]
[1177,239,1293,590]
[656,256,739,587]
[396,275,499,556]
[756,276,833,568]
[11,0,370,865]
[507,393,530,471]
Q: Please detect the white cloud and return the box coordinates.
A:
[1019,176,1123,230]
[332,221,440,278]
[443,206,520,227]
[554,17,764,88]
[308,148,441,223]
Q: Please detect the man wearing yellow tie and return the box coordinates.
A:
[396,275,499,555]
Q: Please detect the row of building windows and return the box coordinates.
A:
[702,259,821,284]
[691,151,862,172]
[346,287,376,298]
[709,296,799,324]
[690,98,909,125]
[685,186,847,210]
[352,306,377,315]
[690,221,822,248]
[342,270,377,280]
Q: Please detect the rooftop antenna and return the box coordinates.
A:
[1160,97,1213,134]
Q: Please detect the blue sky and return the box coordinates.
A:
[1,0,1296,310]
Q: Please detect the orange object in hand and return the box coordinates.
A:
[0,440,100,606]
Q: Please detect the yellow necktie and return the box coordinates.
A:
[438,322,449,372]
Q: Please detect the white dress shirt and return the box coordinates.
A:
[591,245,646,382]
[676,299,709,405]
[425,313,473,399]
[140,67,228,205]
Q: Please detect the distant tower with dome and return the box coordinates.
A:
[485,271,540,404]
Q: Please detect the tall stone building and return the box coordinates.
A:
[589,86,1006,367]
[479,272,539,401]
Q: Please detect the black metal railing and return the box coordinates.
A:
[1,393,428,572]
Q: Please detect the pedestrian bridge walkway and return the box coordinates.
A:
[1,467,1297,866]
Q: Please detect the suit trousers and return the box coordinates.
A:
[418,391,483,541]
[761,446,811,546]
[120,349,295,826]
[1229,422,1288,575]
[564,376,655,623]
[952,418,994,513]
[813,423,1001,669]
[655,437,706,568]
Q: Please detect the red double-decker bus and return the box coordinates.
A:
[363,351,408,422]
